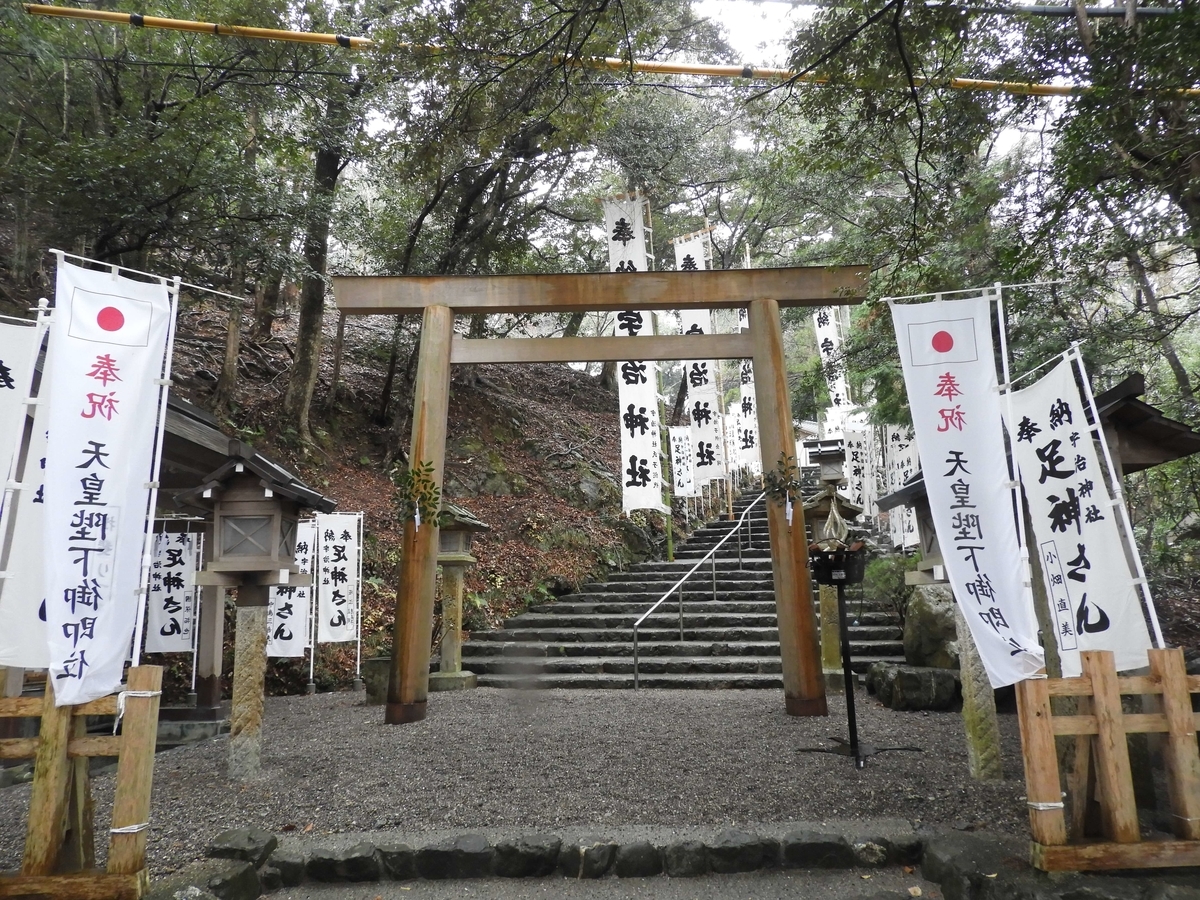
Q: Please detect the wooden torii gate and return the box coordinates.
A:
[331,266,866,723]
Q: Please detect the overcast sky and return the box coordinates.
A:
[694,0,808,66]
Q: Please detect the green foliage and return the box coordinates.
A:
[390,460,441,526]
[863,553,918,628]
[762,453,804,510]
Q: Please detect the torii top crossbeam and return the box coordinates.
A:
[331,266,866,315]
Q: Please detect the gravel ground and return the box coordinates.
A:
[0,688,1028,876]
[272,869,942,900]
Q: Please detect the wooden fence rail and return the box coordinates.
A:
[1017,649,1200,871]
[0,666,162,899]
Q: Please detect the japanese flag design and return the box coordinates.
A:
[67,286,154,347]
[906,316,978,367]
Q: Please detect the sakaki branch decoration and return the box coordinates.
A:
[392,461,441,529]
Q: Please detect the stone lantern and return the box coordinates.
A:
[429,503,489,692]
[179,443,334,779]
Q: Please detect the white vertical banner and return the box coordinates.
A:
[0,319,41,488]
[144,532,200,654]
[891,296,1044,687]
[0,396,49,668]
[673,237,706,272]
[668,427,695,498]
[725,404,742,477]
[605,197,664,514]
[738,360,762,475]
[316,512,362,644]
[603,196,647,273]
[842,414,869,514]
[680,309,725,485]
[268,520,315,658]
[1009,359,1153,675]
[44,260,173,704]
[885,426,919,548]
[814,307,851,409]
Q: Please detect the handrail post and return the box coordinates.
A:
[633,626,639,689]
[711,553,717,602]
[738,517,743,569]
[679,584,684,641]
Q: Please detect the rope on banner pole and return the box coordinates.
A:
[1069,346,1166,649]
[993,284,1040,632]
[883,280,1069,304]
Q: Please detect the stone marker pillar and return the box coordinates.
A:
[953,605,1003,781]
[428,566,477,692]
[819,585,843,691]
[229,586,269,780]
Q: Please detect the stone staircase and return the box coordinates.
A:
[461,496,905,689]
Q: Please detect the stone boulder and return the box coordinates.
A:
[903,583,959,669]
[867,663,960,711]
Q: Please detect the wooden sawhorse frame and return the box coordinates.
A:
[0,666,162,899]
[1017,648,1200,871]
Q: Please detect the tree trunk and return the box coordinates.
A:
[563,311,585,338]
[211,286,243,415]
[252,260,285,342]
[378,318,405,424]
[282,99,345,441]
[598,360,617,391]
[211,106,258,415]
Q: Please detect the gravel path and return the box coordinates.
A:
[0,688,1028,876]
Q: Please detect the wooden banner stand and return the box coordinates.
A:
[0,665,163,899]
[1017,649,1200,872]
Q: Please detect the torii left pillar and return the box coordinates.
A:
[386,305,453,724]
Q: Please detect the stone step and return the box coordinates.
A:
[501,611,782,630]
[624,558,774,574]
[464,656,785,676]
[462,640,783,659]
[475,672,785,690]
[469,629,903,658]
[560,589,779,606]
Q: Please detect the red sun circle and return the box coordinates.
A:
[931,330,954,353]
[97,306,124,332]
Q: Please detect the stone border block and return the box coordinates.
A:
[781,828,857,869]
[493,834,562,877]
[707,829,764,874]
[614,840,662,877]
[559,836,617,879]
[663,840,708,877]
[207,827,279,869]
[378,842,416,880]
[416,834,493,879]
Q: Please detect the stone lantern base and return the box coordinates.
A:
[428,670,477,692]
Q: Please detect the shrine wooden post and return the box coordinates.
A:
[749,298,826,715]
[387,304,454,724]
[332,267,865,723]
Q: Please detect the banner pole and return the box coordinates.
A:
[190,532,201,696]
[1070,347,1166,648]
[355,513,363,685]
[993,284,1037,602]
[131,275,181,668]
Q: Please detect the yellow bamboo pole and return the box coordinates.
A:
[22,3,1200,98]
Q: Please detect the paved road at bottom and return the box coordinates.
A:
[274,868,942,900]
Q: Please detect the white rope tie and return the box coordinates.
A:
[112,690,161,733]
[1027,801,1064,810]
[110,822,149,834]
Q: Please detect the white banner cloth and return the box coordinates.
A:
[43,261,172,704]
[814,307,851,409]
[268,520,315,657]
[668,426,695,498]
[679,310,725,484]
[1009,359,1152,675]
[0,320,40,488]
[891,296,1043,687]
[738,360,762,475]
[885,426,919,548]
[603,198,647,273]
[316,513,362,644]
[673,237,706,272]
[144,532,199,654]
[0,397,49,667]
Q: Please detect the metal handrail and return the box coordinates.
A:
[632,492,767,687]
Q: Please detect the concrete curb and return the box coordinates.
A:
[146,822,1200,900]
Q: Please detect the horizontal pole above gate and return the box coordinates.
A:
[450,332,755,364]
[332,266,866,316]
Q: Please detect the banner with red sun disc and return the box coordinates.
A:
[891,296,1044,688]
[43,261,172,705]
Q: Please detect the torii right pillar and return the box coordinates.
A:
[749,298,828,716]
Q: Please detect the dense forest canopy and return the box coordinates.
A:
[1,0,1198,571]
